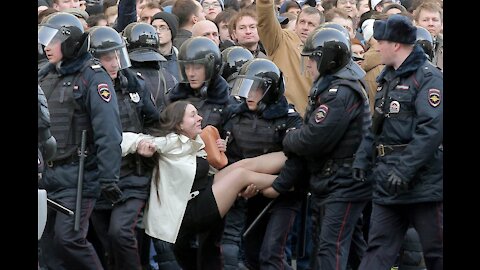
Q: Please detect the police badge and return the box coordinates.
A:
[389,101,400,113]
[129,92,140,103]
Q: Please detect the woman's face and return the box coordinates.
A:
[180,104,203,139]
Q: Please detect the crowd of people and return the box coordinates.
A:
[37,0,443,269]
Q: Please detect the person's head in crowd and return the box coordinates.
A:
[281,12,298,31]
[103,0,118,26]
[275,0,286,11]
[87,13,108,28]
[223,0,240,10]
[321,0,337,12]
[279,1,302,15]
[229,9,261,51]
[177,36,223,90]
[370,0,401,12]
[220,46,254,84]
[201,0,224,21]
[301,27,351,80]
[240,0,255,9]
[351,37,365,64]
[214,9,238,43]
[64,7,89,30]
[192,20,221,45]
[38,12,89,64]
[173,0,206,30]
[356,0,371,17]
[136,0,152,17]
[361,12,386,48]
[139,2,163,24]
[382,3,406,15]
[295,6,324,43]
[39,8,59,24]
[409,0,442,13]
[335,0,358,22]
[413,1,442,38]
[325,8,355,39]
[52,0,81,11]
[415,25,434,60]
[373,13,416,68]
[122,22,166,62]
[152,12,179,49]
[88,26,132,80]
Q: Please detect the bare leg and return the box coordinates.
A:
[214,151,287,182]
[212,168,278,217]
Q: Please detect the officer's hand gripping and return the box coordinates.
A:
[352,168,366,182]
[386,172,408,194]
[101,183,123,205]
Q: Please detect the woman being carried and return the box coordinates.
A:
[121,100,286,268]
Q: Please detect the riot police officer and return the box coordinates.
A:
[224,58,305,270]
[415,25,435,62]
[355,14,443,270]
[87,25,160,270]
[281,27,372,270]
[122,22,178,113]
[38,12,122,269]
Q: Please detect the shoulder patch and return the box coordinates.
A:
[314,104,329,123]
[428,88,441,107]
[97,84,111,102]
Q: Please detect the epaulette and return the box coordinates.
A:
[90,64,103,72]
[421,65,433,78]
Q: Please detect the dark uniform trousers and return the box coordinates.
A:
[39,196,102,270]
[358,202,443,270]
[310,197,367,270]
[244,195,301,270]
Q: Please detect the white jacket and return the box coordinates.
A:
[121,132,207,243]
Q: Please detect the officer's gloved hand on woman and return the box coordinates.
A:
[101,182,123,204]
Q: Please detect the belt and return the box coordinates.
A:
[376,144,408,157]
[47,154,80,167]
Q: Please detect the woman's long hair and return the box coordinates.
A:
[150,100,192,197]
[150,100,191,137]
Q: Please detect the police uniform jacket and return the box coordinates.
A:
[354,44,443,205]
[95,68,160,209]
[130,60,178,113]
[38,52,122,200]
[282,62,372,204]
[168,74,232,134]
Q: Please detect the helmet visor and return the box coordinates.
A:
[178,58,213,84]
[96,46,132,70]
[230,76,266,99]
[38,25,68,47]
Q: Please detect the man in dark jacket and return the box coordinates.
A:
[280,27,372,270]
[355,14,443,270]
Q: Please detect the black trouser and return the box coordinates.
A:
[90,198,145,270]
[221,198,247,270]
[310,198,368,270]
[358,202,443,270]
[39,196,103,270]
[244,194,301,270]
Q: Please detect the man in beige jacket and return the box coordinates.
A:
[256,1,323,116]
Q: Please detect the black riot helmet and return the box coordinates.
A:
[221,46,254,85]
[231,58,285,110]
[38,12,89,60]
[122,22,165,62]
[316,22,351,41]
[301,27,351,76]
[177,36,222,85]
[88,26,131,70]
[416,26,434,61]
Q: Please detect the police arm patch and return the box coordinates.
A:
[97,83,111,102]
[314,104,329,123]
[428,88,441,107]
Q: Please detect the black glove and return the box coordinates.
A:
[386,172,408,194]
[101,183,123,204]
[352,168,366,182]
